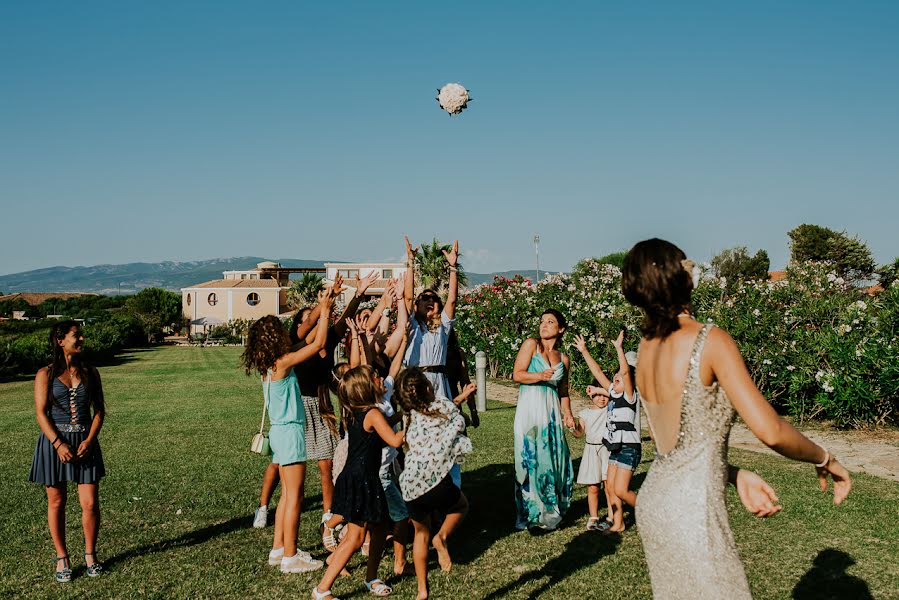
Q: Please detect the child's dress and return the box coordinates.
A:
[331,408,390,524]
[576,407,610,485]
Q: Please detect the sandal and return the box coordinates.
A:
[322,523,343,553]
[365,578,393,596]
[54,556,72,583]
[312,586,340,600]
[586,517,601,531]
[85,552,103,577]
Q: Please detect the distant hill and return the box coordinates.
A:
[0,259,560,295]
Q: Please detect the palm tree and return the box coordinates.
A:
[287,273,324,309]
[415,238,468,292]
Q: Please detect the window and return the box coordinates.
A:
[382,269,393,278]
[241,274,247,280]
[338,269,360,279]
[186,294,191,306]
[207,293,218,306]
[247,292,260,306]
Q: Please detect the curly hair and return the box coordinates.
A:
[337,365,380,429]
[622,238,694,340]
[240,315,292,376]
[394,367,446,430]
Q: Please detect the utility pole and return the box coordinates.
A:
[533,234,541,282]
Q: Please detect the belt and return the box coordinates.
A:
[420,365,446,374]
[55,423,86,433]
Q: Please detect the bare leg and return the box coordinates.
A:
[278,463,306,556]
[77,483,100,564]
[393,519,411,575]
[365,522,388,582]
[411,518,431,600]
[606,465,625,532]
[613,468,637,509]
[317,460,334,514]
[316,522,366,596]
[260,462,280,508]
[603,482,614,521]
[586,484,600,519]
[46,484,68,567]
[432,493,468,573]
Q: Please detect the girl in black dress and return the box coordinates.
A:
[29,321,106,583]
[313,365,405,600]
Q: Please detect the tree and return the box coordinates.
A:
[710,246,770,282]
[875,257,899,289]
[788,224,875,283]
[287,273,323,309]
[415,238,468,292]
[124,287,181,340]
[788,224,838,263]
[597,251,627,269]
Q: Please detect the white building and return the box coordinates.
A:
[324,262,407,304]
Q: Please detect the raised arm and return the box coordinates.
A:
[365,276,394,333]
[278,288,334,370]
[611,331,635,400]
[384,274,409,359]
[443,239,459,319]
[512,339,555,384]
[345,318,363,368]
[388,331,407,379]
[403,235,416,315]
[573,334,612,389]
[709,327,850,504]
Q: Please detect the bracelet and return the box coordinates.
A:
[50,435,59,446]
[814,445,830,468]
[449,266,458,272]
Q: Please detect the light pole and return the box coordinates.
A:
[533,234,541,282]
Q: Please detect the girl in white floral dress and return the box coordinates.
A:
[395,367,472,600]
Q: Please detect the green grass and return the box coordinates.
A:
[1,347,896,599]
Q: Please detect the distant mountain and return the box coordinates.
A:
[0,258,328,294]
[0,259,560,295]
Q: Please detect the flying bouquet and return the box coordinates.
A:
[436,83,471,115]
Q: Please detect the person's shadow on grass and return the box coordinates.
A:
[480,528,621,599]
[792,549,873,600]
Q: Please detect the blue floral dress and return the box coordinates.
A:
[513,353,573,530]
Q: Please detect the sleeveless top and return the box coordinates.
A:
[264,368,304,426]
[636,323,752,599]
[48,377,92,425]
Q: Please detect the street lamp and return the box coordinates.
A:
[533,234,540,282]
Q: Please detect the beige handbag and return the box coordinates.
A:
[250,374,272,455]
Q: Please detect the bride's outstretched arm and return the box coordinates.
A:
[709,327,851,504]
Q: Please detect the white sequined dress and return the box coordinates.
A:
[636,323,753,599]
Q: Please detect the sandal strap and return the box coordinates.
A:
[365,579,392,595]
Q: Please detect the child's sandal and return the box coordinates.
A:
[586,517,600,531]
[85,552,103,577]
[54,557,72,583]
[322,523,342,553]
[312,586,340,600]
[365,579,393,596]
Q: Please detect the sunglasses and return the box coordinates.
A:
[417,294,440,302]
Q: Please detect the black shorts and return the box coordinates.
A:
[406,474,461,523]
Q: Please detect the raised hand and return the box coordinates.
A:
[817,456,852,505]
[404,235,418,260]
[383,278,397,302]
[356,270,379,295]
[573,334,589,354]
[394,273,406,301]
[734,469,782,517]
[319,286,335,308]
[612,330,624,349]
[330,274,346,298]
[586,384,608,398]
[345,317,359,337]
[442,239,459,267]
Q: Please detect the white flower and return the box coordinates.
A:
[763,359,772,365]
[752,309,761,317]
[437,83,470,115]
[786,365,796,371]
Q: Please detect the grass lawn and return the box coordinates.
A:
[1,347,896,599]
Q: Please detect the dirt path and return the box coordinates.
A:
[486,380,899,483]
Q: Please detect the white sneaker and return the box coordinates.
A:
[280,553,324,573]
[268,548,284,566]
[253,506,269,529]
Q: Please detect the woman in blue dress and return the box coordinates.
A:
[512,309,575,531]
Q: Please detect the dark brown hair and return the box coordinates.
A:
[241,315,292,376]
[622,238,693,340]
[536,308,567,353]
[394,367,445,427]
[47,320,104,414]
[337,365,379,427]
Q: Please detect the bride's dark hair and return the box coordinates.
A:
[622,238,693,340]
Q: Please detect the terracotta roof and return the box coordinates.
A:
[183,279,283,290]
[0,292,97,306]
[768,271,787,282]
[865,284,884,295]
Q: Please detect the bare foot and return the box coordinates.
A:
[324,553,350,577]
[431,534,452,572]
[416,589,429,600]
[604,523,626,534]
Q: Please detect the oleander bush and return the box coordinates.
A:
[456,260,898,428]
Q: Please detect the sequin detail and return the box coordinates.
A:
[56,423,86,433]
[636,323,752,599]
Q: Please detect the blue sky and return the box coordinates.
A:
[2,1,898,276]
